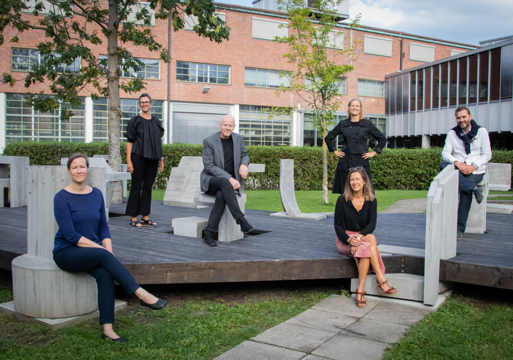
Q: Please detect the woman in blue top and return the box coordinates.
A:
[53,153,167,343]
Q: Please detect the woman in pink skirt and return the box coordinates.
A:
[334,167,397,308]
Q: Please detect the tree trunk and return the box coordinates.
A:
[321,115,329,204]
[108,0,122,203]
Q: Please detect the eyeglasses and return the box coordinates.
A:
[140,101,151,105]
[349,167,363,172]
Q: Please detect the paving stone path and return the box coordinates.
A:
[215,294,439,360]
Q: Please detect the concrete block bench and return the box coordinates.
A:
[0,178,10,207]
[0,156,30,207]
[194,192,247,242]
[487,163,511,191]
[466,172,489,234]
[172,217,208,238]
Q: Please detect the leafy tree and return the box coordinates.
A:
[274,0,357,204]
[0,0,229,173]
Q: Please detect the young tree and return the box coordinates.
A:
[274,0,356,204]
[0,0,229,172]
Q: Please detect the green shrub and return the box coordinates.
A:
[3,142,513,191]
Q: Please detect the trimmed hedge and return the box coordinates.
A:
[3,142,513,191]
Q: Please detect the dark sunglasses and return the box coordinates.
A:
[349,166,363,172]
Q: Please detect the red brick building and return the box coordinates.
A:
[0,2,477,151]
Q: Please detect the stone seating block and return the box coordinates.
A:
[424,166,458,305]
[0,156,30,207]
[12,255,98,318]
[487,163,511,191]
[466,173,489,234]
[194,192,247,242]
[172,217,208,238]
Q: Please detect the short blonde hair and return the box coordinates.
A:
[344,168,375,202]
[347,97,365,120]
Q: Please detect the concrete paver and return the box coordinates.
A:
[345,318,410,344]
[285,309,359,332]
[312,334,390,360]
[216,288,449,359]
[311,294,379,317]
[364,301,432,326]
[213,341,306,360]
[380,198,427,213]
[252,323,338,353]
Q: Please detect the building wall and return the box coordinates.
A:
[0,3,478,151]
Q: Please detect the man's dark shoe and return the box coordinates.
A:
[457,231,463,240]
[238,218,254,234]
[203,230,217,247]
[473,187,484,204]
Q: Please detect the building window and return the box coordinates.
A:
[245,68,291,88]
[469,55,478,104]
[327,30,344,50]
[451,49,466,57]
[459,58,467,105]
[490,47,501,101]
[183,13,225,31]
[410,43,435,63]
[479,52,489,102]
[305,76,347,94]
[239,105,291,146]
[364,36,392,57]
[501,44,513,100]
[5,93,85,144]
[11,48,80,73]
[176,61,230,84]
[358,79,385,98]
[252,18,288,41]
[99,55,160,80]
[123,2,155,26]
[92,98,164,142]
[303,114,338,147]
[449,59,457,106]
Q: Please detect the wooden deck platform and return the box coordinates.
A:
[1,201,512,290]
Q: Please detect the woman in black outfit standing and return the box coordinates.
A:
[125,93,164,228]
[325,98,386,194]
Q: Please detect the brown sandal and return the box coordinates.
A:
[355,291,367,308]
[376,280,398,294]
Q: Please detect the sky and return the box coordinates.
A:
[216,0,513,46]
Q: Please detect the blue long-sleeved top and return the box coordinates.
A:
[53,187,111,254]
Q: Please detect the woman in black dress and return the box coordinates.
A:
[334,167,397,308]
[325,98,386,194]
[125,93,165,228]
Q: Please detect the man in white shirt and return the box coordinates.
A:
[440,107,492,240]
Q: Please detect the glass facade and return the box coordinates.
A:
[5,94,85,144]
[386,42,513,115]
[99,55,160,80]
[358,79,385,98]
[238,105,292,146]
[92,98,164,142]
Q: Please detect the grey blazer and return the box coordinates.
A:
[200,131,250,193]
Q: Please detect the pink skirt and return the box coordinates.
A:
[336,230,386,275]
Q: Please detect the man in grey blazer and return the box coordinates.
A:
[200,114,254,246]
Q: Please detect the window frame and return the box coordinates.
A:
[357,78,386,98]
[175,61,231,85]
[244,67,291,89]
[11,48,81,73]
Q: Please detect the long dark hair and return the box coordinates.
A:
[343,168,375,202]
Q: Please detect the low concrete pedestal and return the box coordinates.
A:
[173,217,208,238]
[195,192,247,242]
[0,300,126,330]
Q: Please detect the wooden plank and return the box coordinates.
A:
[440,260,513,290]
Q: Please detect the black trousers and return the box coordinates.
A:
[54,246,140,324]
[125,153,159,217]
[333,154,372,194]
[205,177,244,232]
[439,161,484,233]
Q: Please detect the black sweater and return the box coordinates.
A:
[325,118,386,155]
[334,196,377,245]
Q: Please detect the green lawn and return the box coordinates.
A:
[384,297,513,360]
[0,281,334,360]
[149,189,428,213]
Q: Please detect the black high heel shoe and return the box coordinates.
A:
[101,334,128,343]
